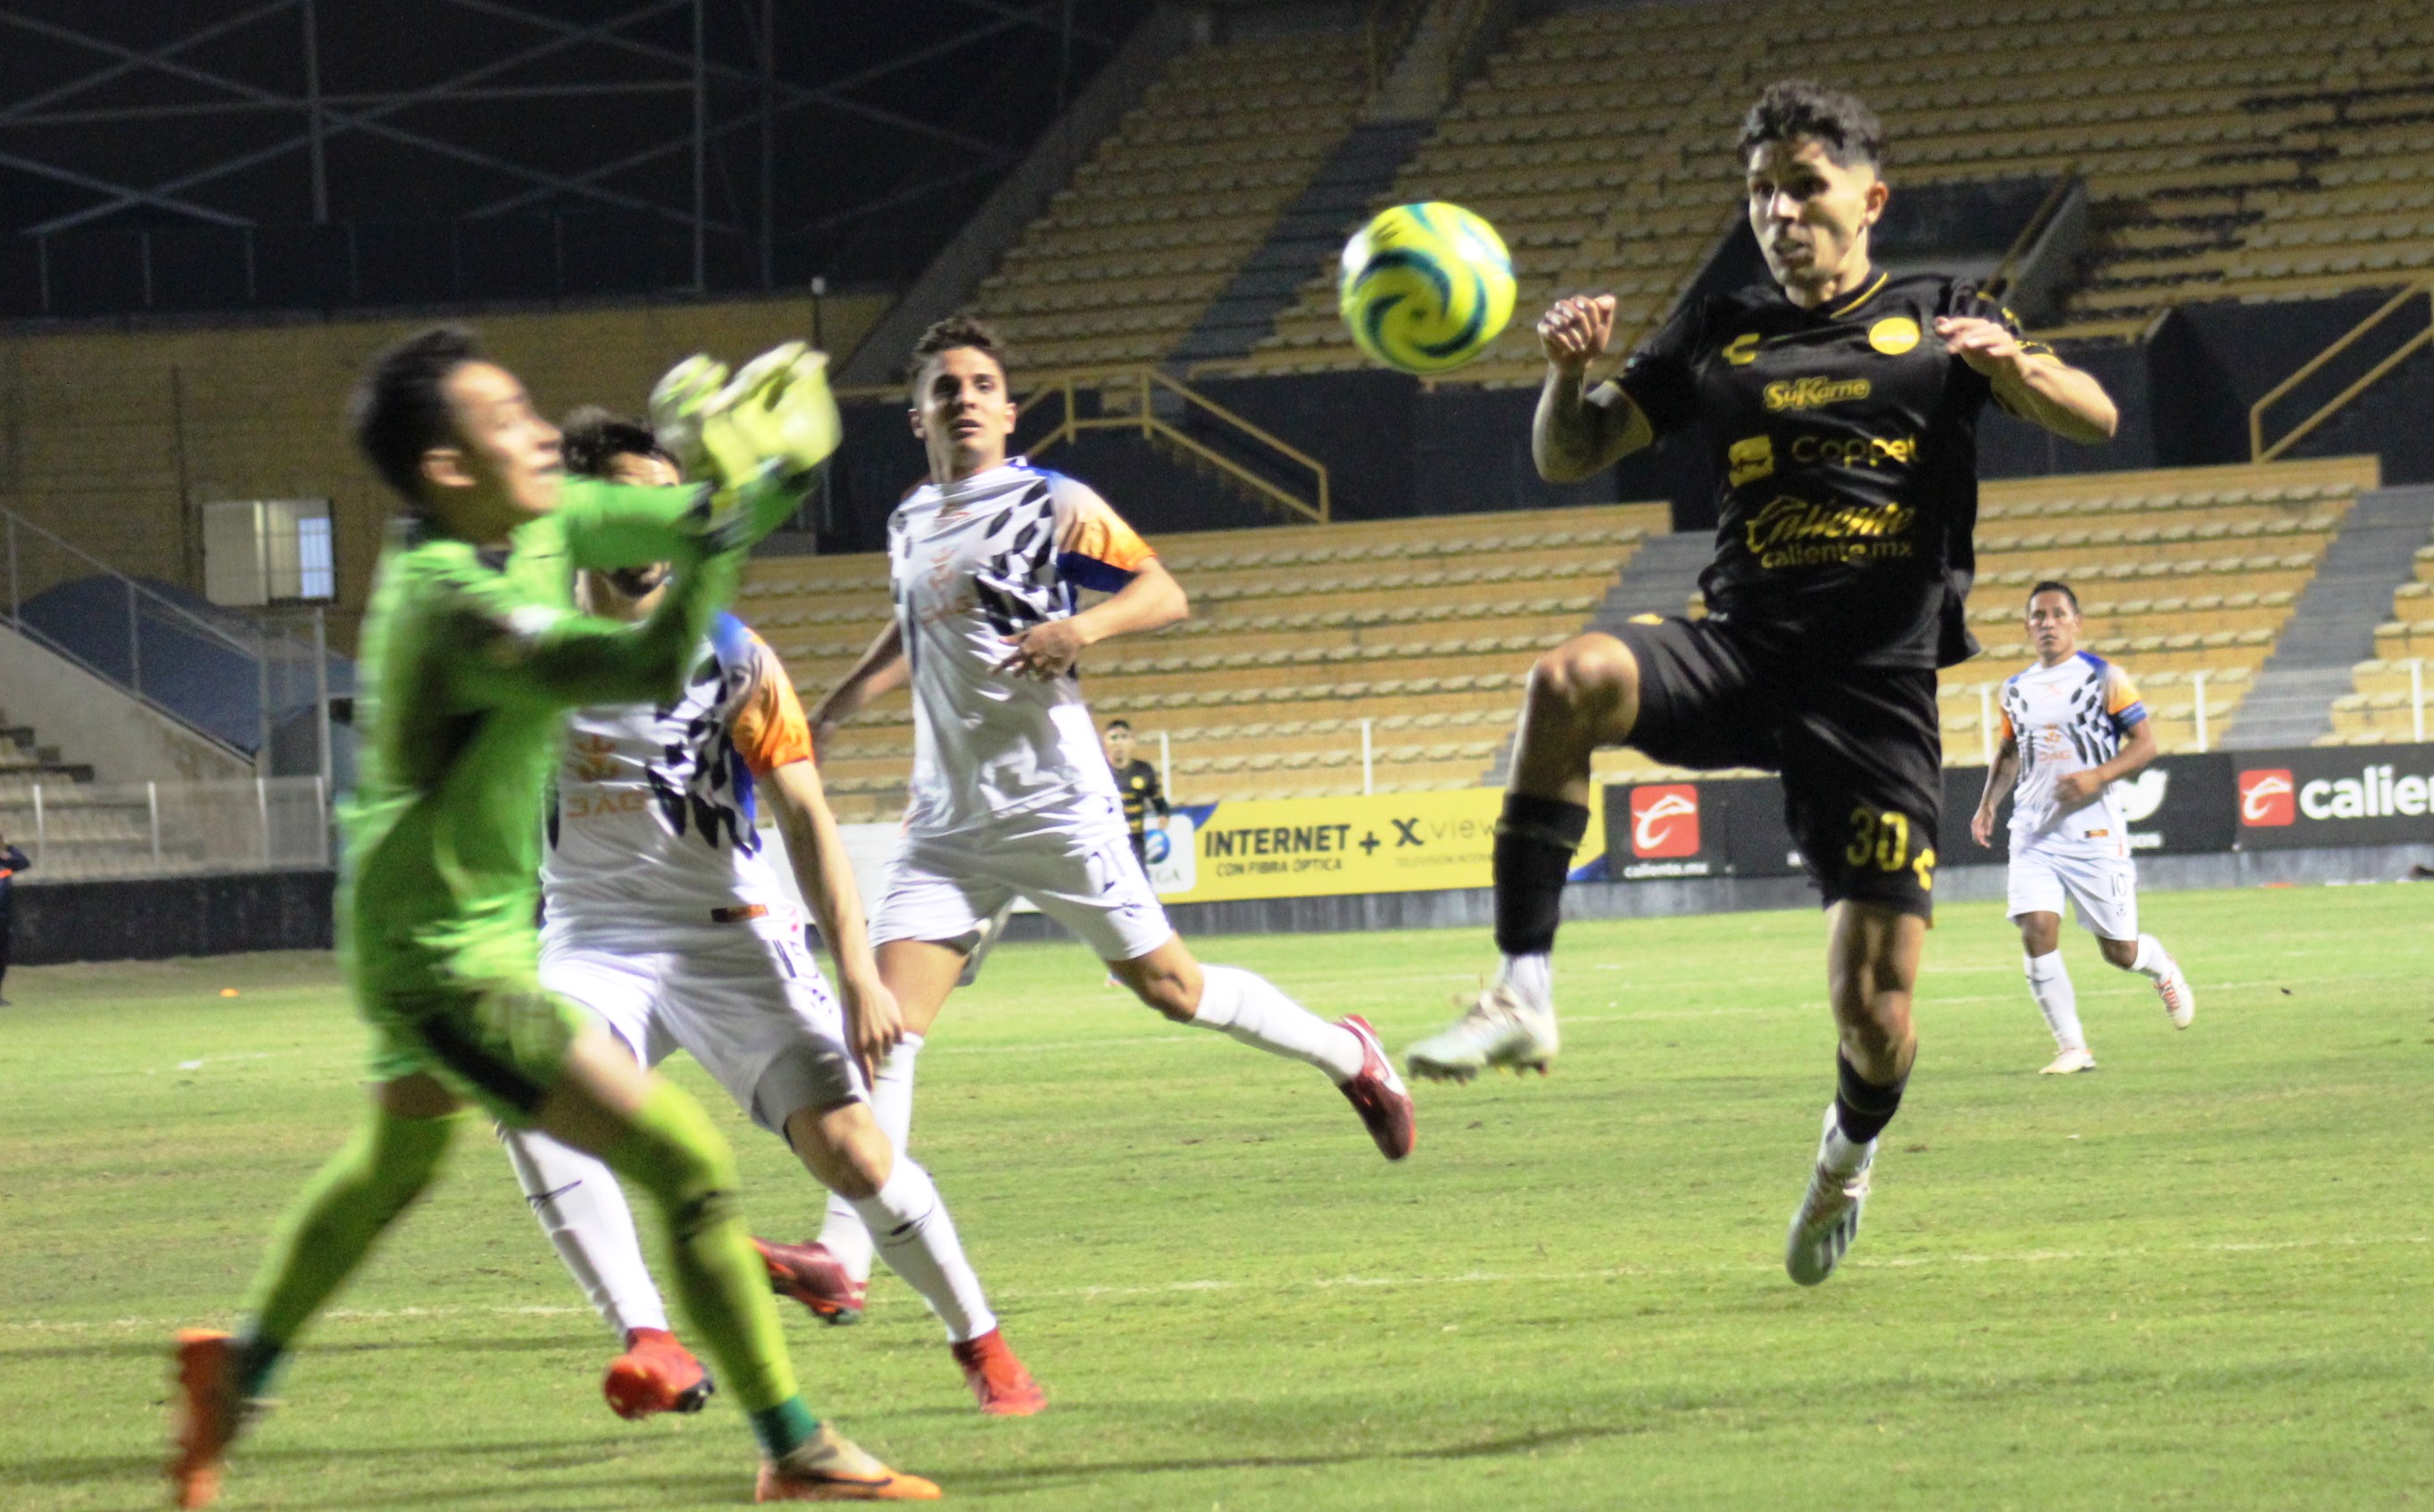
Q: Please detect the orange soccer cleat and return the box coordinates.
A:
[756,1423,942,1501]
[602,1326,714,1420]
[949,1328,1045,1416]
[754,1237,868,1325]
[166,1330,244,1510]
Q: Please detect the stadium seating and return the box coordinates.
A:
[963,31,1372,374]
[2326,539,2434,744]
[744,458,2375,819]
[750,503,1666,820]
[1165,0,2434,383]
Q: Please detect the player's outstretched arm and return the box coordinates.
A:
[1935,316,2117,444]
[1972,736,2020,848]
[807,620,908,757]
[450,540,738,710]
[763,758,902,1081]
[998,557,1187,680]
[1533,295,1653,482]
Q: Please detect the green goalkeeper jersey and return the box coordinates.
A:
[341,477,782,1002]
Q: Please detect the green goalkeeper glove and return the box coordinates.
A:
[650,342,843,494]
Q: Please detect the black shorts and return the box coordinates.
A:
[1611,616,1943,918]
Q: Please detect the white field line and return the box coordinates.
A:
[9,1234,2423,1337]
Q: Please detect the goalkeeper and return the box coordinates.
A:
[169,326,940,1506]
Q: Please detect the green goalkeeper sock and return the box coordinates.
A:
[603,1078,815,1449]
[237,1102,460,1395]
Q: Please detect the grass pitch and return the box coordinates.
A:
[4,884,2430,1511]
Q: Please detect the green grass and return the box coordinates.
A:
[4,884,2431,1511]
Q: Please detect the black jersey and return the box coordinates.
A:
[1616,270,2048,670]
[1113,757,1167,834]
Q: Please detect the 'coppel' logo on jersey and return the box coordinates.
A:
[1630,785,1700,858]
[2238,768,2295,827]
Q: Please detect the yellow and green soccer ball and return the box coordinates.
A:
[1338,203,1516,375]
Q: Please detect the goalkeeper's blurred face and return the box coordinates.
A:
[911,346,1016,484]
[425,360,564,535]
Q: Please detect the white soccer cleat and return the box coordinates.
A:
[1785,1108,1873,1287]
[2039,1045,2098,1076]
[2155,961,2195,1029]
[1403,983,1559,1083]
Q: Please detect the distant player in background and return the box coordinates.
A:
[1403,80,2120,1285]
[1971,581,2194,1074]
[0,828,27,1005]
[498,410,1042,1416]
[1101,718,1169,875]
[762,316,1415,1325]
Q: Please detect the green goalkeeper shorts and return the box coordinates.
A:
[362,981,586,1126]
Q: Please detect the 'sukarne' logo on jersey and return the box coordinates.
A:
[1763,376,1872,411]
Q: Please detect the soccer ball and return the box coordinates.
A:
[1338,203,1516,375]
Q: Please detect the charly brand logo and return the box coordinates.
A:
[1867,316,1921,355]
[1722,332,1761,366]
[1744,494,1915,569]
[1763,376,1871,411]
[1630,785,1700,858]
[2237,768,2295,827]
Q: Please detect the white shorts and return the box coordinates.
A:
[2006,843,2139,942]
[539,911,861,1134]
[868,802,1173,963]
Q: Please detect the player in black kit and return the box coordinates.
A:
[1403,81,2118,1284]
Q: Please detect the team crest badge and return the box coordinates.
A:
[1867,316,1920,354]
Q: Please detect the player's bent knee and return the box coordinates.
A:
[785,1102,891,1200]
[1531,635,1636,713]
[2098,936,2140,969]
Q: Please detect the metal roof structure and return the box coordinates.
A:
[0,0,1150,317]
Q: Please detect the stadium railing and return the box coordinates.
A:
[0,774,328,883]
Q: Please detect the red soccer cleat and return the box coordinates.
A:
[949,1328,1045,1416]
[167,1329,242,1510]
[1336,1014,1416,1160]
[754,1237,868,1325]
[602,1326,714,1420]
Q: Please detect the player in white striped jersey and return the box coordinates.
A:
[775,317,1415,1323]
[1971,581,2194,1074]
[497,411,1043,1418]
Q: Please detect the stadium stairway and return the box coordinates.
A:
[1167,120,1434,366]
[1587,529,1715,632]
[2226,484,2434,747]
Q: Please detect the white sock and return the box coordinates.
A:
[2127,935,2171,979]
[850,1158,996,1343]
[816,1032,922,1285]
[1189,964,1365,1083]
[1821,1112,1873,1174]
[1496,952,1552,1010]
[2025,951,2087,1052]
[499,1126,669,1337]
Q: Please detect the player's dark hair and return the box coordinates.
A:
[908,314,1009,395]
[1739,79,1886,169]
[352,324,482,506]
[2029,580,2080,612]
[1105,719,1132,733]
[560,406,674,480]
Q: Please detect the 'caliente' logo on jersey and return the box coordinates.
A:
[1744,495,1916,569]
[1763,376,1872,411]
